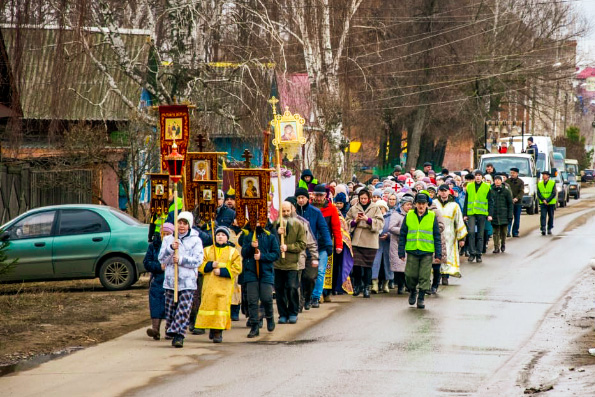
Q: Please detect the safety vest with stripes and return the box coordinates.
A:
[466,182,490,216]
[405,210,436,253]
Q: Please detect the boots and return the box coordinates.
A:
[363,285,371,298]
[266,317,275,332]
[388,280,395,290]
[501,244,506,252]
[353,284,361,297]
[212,330,223,343]
[417,291,426,309]
[493,247,500,254]
[381,280,390,293]
[371,279,379,294]
[397,285,405,295]
[146,318,161,340]
[408,289,417,305]
[441,276,449,286]
[247,323,260,338]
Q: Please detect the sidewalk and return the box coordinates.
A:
[1,294,352,397]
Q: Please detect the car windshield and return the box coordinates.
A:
[481,157,531,177]
[109,209,142,226]
[536,153,546,171]
[568,174,577,182]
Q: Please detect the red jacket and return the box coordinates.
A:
[318,200,343,250]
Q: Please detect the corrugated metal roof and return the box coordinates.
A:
[1,26,150,121]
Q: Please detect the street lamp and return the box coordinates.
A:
[165,140,185,302]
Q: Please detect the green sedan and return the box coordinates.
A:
[0,205,150,290]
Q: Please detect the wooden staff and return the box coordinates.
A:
[253,206,260,278]
[211,220,217,261]
[173,186,179,303]
[276,147,285,258]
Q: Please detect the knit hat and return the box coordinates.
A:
[162,222,175,234]
[494,175,503,181]
[474,169,484,176]
[376,199,389,212]
[372,189,383,197]
[393,165,402,172]
[295,187,309,198]
[215,226,231,239]
[422,177,431,184]
[400,194,415,204]
[178,211,194,226]
[283,195,296,206]
[313,184,327,195]
[334,192,347,204]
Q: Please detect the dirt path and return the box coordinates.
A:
[0,277,151,373]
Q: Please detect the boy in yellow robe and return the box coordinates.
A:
[196,226,242,343]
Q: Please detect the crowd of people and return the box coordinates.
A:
[143,161,556,347]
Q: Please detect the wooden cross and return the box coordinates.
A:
[263,129,271,168]
[242,149,253,168]
[268,96,279,116]
[195,133,206,152]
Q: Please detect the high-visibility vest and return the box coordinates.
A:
[405,210,436,253]
[155,197,184,232]
[466,182,490,216]
[537,179,557,205]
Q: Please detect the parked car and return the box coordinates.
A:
[582,169,594,182]
[0,205,149,290]
[555,171,569,208]
[567,173,581,199]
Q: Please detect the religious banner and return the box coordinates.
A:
[159,105,190,172]
[148,173,170,218]
[184,151,226,219]
[233,168,273,229]
[271,105,306,161]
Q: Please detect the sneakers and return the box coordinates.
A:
[493,248,500,254]
[146,328,160,340]
[304,300,312,310]
[247,324,260,338]
[430,286,437,295]
[311,299,320,308]
[408,289,417,305]
[266,317,275,332]
[172,334,184,348]
[476,255,483,263]
[278,316,288,324]
[468,255,475,262]
[547,229,552,235]
[417,291,426,309]
[288,315,298,324]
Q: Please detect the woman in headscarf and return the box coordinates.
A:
[388,194,414,295]
[345,189,384,298]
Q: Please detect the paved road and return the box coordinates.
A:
[132,197,595,396]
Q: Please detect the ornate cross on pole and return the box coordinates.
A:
[195,133,206,152]
[268,96,279,117]
[242,149,253,168]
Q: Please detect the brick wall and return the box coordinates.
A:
[443,139,474,171]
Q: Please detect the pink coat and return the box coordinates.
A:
[388,209,407,272]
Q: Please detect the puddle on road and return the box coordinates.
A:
[0,346,84,377]
[250,338,319,346]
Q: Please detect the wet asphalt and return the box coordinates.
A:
[135,202,595,397]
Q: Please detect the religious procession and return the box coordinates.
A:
[140,101,552,350]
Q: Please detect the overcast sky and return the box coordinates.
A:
[577,0,595,63]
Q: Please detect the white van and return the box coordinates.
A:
[479,153,539,214]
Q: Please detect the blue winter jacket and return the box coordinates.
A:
[240,227,280,285]
[295,202,333,256]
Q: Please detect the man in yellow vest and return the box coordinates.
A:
[463,170,493,263]
[398,192,442,309]
[537,170,556,235]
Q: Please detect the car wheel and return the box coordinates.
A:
[99,257,136,291]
